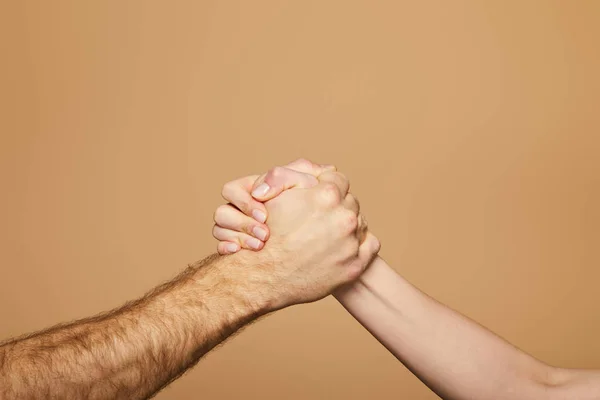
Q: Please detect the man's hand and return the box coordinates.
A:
[214,159,379,309]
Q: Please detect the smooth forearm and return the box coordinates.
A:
[0,253,269,400]
[334,256,600,400]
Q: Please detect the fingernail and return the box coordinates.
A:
[252,226,268,241]
[226,243,240,253]
[252,209,267,223]
[246,237,262,250]
[251,183,270,198]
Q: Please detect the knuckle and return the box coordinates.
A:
[213,204,229,223]
[221,183,250,213]
[318,183,341,207]
[339,211,359,234]
[330,171,349,190]
[268,166,285,179]
[237,198,250,213]
[294,158,318,171]
[242,221,255,236]
[221,181,235,199]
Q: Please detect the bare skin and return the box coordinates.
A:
[0,166,379,400]
[214,158,600,400]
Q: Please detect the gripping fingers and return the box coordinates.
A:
[221,174,268,223]
[213,204,270,241]
[213,225,264,252]
[217,241,241,255]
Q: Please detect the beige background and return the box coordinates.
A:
[1,1,599,399]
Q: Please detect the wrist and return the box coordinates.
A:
[333,278,367,303]
[333,256,389,303]
[194,252,277,317]
[224,249,296,313]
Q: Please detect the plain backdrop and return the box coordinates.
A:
[1,1,599,399]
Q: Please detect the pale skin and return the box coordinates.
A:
[214,158,600,400]
[0,166,380,400]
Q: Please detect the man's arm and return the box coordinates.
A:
[0,253,269,400]
[335,256,600,400]
[1,162,378,400]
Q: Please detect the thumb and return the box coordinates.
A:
[251,166,319,201]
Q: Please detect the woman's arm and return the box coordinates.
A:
[213,159,600,399]
[334,256,600,400]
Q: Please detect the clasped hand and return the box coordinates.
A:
[212,158,380,309]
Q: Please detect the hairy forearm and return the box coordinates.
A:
[334,256,600,400]
[0,253,269,400]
